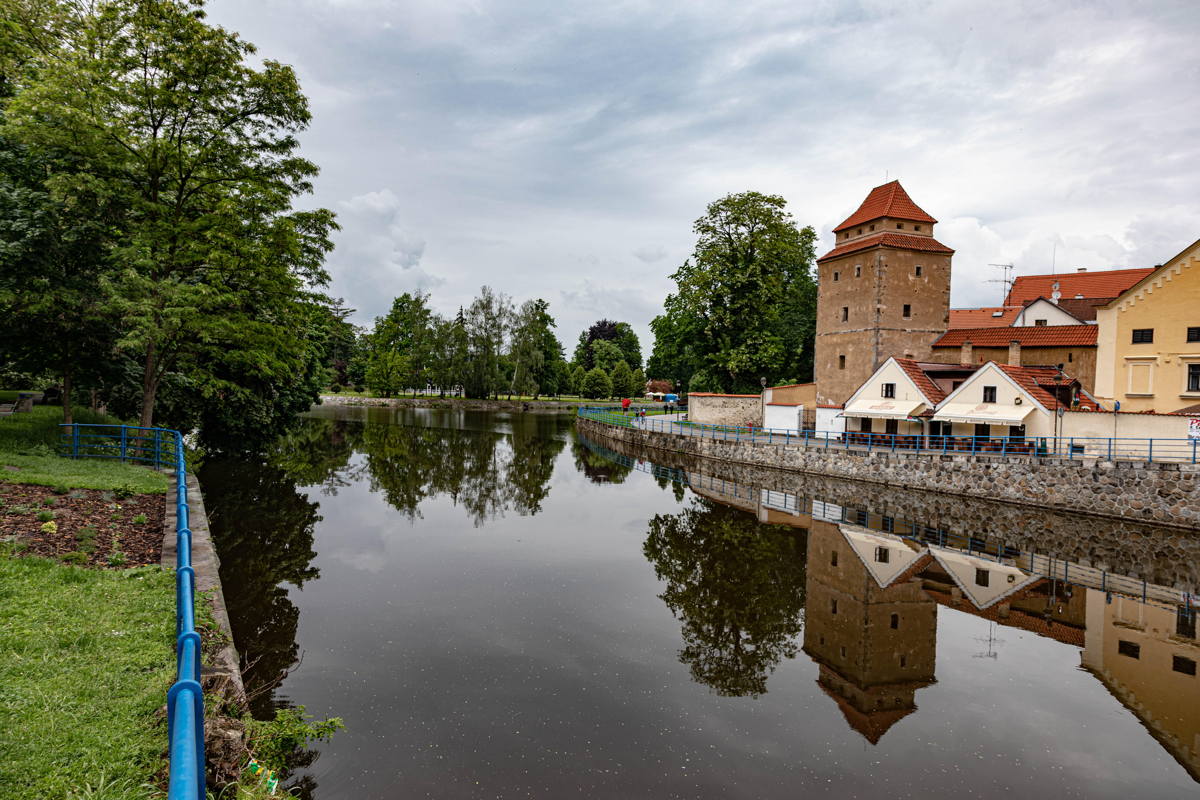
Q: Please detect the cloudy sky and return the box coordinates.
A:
[206,0,1200,358]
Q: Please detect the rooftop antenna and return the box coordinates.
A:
[1051,241,1058,275]
[987,263,1015,306]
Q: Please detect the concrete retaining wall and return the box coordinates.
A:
[577,418,1200,531]
[687,393,761,426]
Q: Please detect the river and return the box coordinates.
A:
[198,404,1200,799]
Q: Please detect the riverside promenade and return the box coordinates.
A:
[577,409,1200,530]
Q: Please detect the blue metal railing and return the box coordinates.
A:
[60,424,204,800]
[576,407,1200,463]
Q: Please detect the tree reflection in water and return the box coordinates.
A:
[644,497,807,697]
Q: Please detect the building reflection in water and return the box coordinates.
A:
[588,436,1200,775]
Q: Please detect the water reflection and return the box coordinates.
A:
[644,499,805,697]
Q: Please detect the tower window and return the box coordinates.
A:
[983,386,997,403]
[831,599,838,615]
[831,550,838,567]
[890,614,899,630]
[855,265,862,277]
[902,304,911,318]
[1118,640,1140,659]
[1173,656,1197,676]
[841,307,849,322]
[833,271,839,282]
[838,355,846,370]
[882,382,896,398]
[915,265,923,276]
[899,654,907,667]
[1132,328,1154,343]
[975,568,990,587]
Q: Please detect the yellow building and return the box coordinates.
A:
[1094,239,1200,412]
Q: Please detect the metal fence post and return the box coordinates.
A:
[1148,438,1153,463]
[120,426,127,462]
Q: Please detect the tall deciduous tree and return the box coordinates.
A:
[573,319,641,370]
[649,192,817,393]
[5,0,335,427]
[463,286,513,399]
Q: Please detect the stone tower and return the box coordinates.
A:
[814,181,953,406]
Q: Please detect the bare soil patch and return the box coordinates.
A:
[0,482,164,567]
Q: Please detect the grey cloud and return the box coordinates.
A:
[632,246,667,264]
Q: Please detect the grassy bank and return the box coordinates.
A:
[0,548,176,800]
[0,406,168,493]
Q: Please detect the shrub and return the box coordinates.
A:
[36,510,55,522]
[132,514,147,524]
[40,520,57,534]
[107,551,126,567]
[246,705,345,772]
[60,550,87,565]
[329,383,343,394]
[113,484,136,500]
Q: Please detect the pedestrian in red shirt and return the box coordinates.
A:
[621,397,631,414]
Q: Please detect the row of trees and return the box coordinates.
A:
[346,290,648,400]
[647,192,818,394]
[0,0,341,448]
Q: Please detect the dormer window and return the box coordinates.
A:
[896,223,903,229]
[914,225,922,231]
[869,224,875,231]
[857,228,863,235]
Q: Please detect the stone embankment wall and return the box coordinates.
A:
[687,393,761,426]
[319,395,587,413]
[577,418,1200,531]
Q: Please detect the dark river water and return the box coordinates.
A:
[199,405,1200,799]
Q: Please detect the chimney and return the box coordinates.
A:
[1076,267,1087,272]
[1008,339,1022,366]
[961,340,973,364]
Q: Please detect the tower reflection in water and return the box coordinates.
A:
[619,441,1200,779]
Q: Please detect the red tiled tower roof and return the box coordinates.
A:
[817,232,954,263]
[833,180,938,232]
[1004,268,1154,306]
[932,325,1098,348]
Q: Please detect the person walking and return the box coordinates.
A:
[621,396,631,414]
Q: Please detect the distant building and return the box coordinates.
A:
[814,182,953,407]
[1093,239,1200,413]
[931,325,1099,393]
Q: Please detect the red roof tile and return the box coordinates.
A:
[993,364,1098,411]
[833,181,938,232]
[1004,268,1153,306]
[818,232,954,263]
[1038,296,1112,322]
[932,325,1098,348]
[948,307,1021,328]
[893,358,951,405]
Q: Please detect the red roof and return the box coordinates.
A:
[948,307,1021,328]
[893,358,951,405]
[1004,268,1153,306]
[993,364,1099,411]
[932,325,1098,348]
[818,232,954,263]
[1041,296,1112,322]
[834,181,938,233]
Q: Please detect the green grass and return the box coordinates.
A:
[0,406,168,493]
[0,549,176,800]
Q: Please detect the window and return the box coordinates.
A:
[899,655,907,667]
[1178,607,1196,639]
[857,228,863,235]
[1173,656,1197,676]
[974,423,990,439]
[1188,327,1200,343]
[832,271,839,282]
[875,546,890,564]
[902,304,912,318]
[983,385,997,403]
[885,418,898,435]
[974,568,990,587]
[896,223,903,229]
[855,509,868,526]
[855,265,862,277]
[869,224,875,231]
[831,599,838,615]
[890,614,900,629]
[882,382,896,398]
[860,418,872,433]
[841,307,849,322]
[1118,640,1141,659]
[1034,319,1047,326]
[1009,425,1026,441]
[1189,363,1200,393]
[881,516,894,533]
[1068,352,1073,362]
[1132,328,1154,344]
[914,225,922,231]
[830,550,838,567]
[915,265,923,276]
[839,355,846,370]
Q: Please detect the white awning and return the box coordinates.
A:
[933,402,1034,426]
[841,398,924,420]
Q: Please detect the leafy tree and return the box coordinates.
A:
[651,192,817,393]
[570,364,586,398]
[551,359,573,398]
[365,351,409,397]
[510,298,561,399]
[463,286,513,399]
[589,339,624,373]
[5,0,336,427]
[630,367,646,398]
[369,293,436,395]
[580,367,612,399]
[573,319,641,370]
[610,360,634,399]
[644,497,806,697]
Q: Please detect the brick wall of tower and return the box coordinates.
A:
[814,247,951,406]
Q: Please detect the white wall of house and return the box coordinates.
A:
[816,407,846,437]
[934,362,1054,438]
[1012,299,1085,327]
[764,403,804,432]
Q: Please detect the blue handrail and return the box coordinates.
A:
[60,424,204,800]
[575,407,1200,463]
